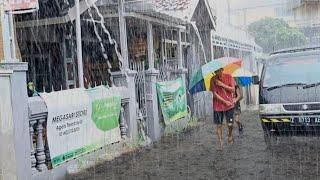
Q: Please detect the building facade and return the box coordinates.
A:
[229,0,294,28]
[288,0,320,45]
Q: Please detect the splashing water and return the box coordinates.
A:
[84,0,127,84]
[84,0,112,75]
[84,1,151,143]
[190,21,207,63]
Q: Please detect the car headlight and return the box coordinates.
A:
[259,104,283,114]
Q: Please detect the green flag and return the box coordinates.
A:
[156,77,188,125]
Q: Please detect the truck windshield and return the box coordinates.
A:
[262,55,320,88]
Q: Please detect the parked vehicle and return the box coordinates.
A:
[254,47,320,147]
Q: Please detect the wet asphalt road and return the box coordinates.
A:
[72,110,320,180]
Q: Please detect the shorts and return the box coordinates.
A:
[234,101,241,114]
[214,108,235,125]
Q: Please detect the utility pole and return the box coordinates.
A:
[75,0,84,88]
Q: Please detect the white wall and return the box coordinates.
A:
[0,70,17,180]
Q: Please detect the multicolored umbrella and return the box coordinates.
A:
[217,57,243,74]
[232,68,253,87]
[189,60,223,94]
[189,57,242,94]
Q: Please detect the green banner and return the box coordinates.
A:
[92,96,121,132]
[156,77,188,125]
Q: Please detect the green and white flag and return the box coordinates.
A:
[156,77,188,125]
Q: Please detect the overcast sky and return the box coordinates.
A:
[209,0,228,24]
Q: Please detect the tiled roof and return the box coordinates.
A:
[154,0,192,11]
[125,0,215,27]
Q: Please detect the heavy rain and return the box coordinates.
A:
[1,0,320,179]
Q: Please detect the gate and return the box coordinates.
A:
[129,61,147,118]
[156,58,179,82]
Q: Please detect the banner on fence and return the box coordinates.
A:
[41,86,121,167]
[156,77,188,125]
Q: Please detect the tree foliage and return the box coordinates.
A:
[248,17,307,53]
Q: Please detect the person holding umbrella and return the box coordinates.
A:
[210,68,236,151]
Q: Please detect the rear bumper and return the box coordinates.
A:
[260,116,320,136]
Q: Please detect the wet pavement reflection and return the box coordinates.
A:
[72,110,320,180]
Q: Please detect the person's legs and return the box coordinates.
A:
[234,110,243,136]
[214,112,224,150]
[234,102,243,135]
[235,111,241,128]
[216,124,223,150]
[226,109,235,144]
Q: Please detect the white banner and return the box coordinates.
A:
[41,86,122,167]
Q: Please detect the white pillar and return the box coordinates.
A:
[145,22,160,140]
[112,0,139,139]
[0,63,31,180]
[75,0,84,88]
[8,12,16,60]
[210,31,214,60]
[0,70,17,180]
[2,11,17,62]
[177,29,183,69]
[147,21,154,69]
[118,0,129,69]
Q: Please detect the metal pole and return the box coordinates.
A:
[75,0,84,88]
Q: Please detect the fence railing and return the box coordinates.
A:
[129,61,147,118]
[156,58,179,81]
[293,18,320,28]
[28,94,129,175]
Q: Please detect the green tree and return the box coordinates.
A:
[248,17,307,53]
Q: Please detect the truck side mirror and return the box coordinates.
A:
[252,75,260,85]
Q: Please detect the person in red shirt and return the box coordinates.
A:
[210,68,236,150]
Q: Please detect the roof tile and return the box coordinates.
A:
[154,0,191,11]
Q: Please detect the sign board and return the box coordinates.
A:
[40,86,122,167]
[156,77,188,125]
[5,0,39,12]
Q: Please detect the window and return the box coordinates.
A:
[275,7,293,17]
[262,55,320,88]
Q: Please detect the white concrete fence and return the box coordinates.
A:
[0,63,141,180]
[0,61,189,180]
